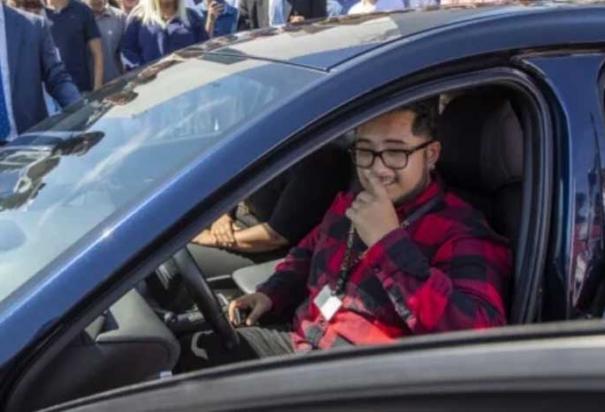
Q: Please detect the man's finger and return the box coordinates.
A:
[214,223,234,245]
[218,227,231,245]
[224,226,236,242]
[356,191,374,204]
[215,229,227,246]
[366,174,389,198]
[227,300,241,324]
[245,302,265,326]
[345,208,359,223]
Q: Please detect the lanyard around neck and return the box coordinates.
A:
[333,194,444,296]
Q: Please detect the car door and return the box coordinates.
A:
[45,320,605,412]
[4,59,554,411]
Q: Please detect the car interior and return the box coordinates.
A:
[9,85,529,412]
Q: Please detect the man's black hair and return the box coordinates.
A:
[398,98,439,141]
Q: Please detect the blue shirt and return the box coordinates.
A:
[327,0,358,16]
[45,0,101,92]
[193,2,238,37]
[121,9,208,69]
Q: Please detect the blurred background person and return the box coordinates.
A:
[408,0,440,6]
[327,0,357,16]
[9,0,44,13]
[121,0,208,70]
[238,0,326,30]
[121,0,139,14]
[441,0,502,4]
[191,0,238,38]
[0,1,80,143]
[348,0,405,14]
[348,0,439,14]
[45,0,105,92]
[85,0,127,83]
[10,0,62,115]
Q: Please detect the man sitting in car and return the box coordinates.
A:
[183,101,511,367]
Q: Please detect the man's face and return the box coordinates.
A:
[87,0,106,12]
[14,0,44,14]
[121,0,138,12]
[159,0,176,9]
[354,110,441,204]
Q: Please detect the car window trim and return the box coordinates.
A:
[4,66,552,411]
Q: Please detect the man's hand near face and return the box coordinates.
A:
[346,174,400,248]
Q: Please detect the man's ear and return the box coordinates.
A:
[427,141,441,169]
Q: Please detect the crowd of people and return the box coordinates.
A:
[0,0,497,143]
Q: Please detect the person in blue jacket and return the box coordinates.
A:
[121,0,208,70]
[0,2,80,141]
[191,0,238,38]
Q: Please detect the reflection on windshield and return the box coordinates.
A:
[0,54,322,304]
[0,132,104,211]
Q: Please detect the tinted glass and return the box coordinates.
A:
[0,53,321,302]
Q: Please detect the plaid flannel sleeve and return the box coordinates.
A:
[364,228,511,334]
[256,224,320,315]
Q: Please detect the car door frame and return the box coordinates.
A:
[3,63,553,411]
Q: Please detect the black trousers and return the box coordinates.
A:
[177,325,295,372]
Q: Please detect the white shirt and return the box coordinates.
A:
[0,2,18,141]
[348,0,405,14]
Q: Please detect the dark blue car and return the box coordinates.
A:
[3,2,605,411]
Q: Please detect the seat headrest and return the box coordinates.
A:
[437,92,523,193]
[479,100,524,189]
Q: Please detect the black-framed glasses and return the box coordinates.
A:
[349,140,435,170]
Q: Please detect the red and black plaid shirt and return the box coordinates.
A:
[257,179,511,350]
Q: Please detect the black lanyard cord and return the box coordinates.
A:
[333,194,444,296]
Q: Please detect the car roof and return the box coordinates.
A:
[187,0,605,71]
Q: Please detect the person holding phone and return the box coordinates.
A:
[191,0,238,37]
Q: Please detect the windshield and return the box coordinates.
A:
[0,52,321,303]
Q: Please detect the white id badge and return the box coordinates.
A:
[314,285,342,321]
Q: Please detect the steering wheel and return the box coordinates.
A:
[171,248,240,350]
